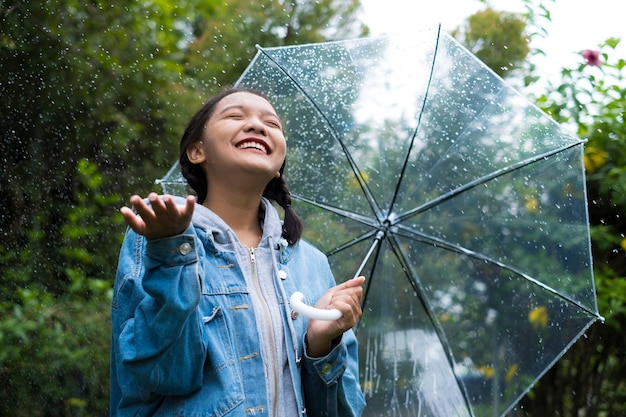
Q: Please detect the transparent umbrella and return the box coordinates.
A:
[158,26,602,417]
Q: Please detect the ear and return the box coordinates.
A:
[274,171,281,179]
[187,141,206,164]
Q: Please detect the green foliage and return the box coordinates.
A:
[1,0,188,297]
[183,0,368,96]
[0,156,120,415]
[0,0,367,415]
[518,37,626,417]
[467,0,555,87]
[465,3,625,414]
[535,38,626,293]
[452,7,530,78]
[468,8,529,74]
[0,287,110,417]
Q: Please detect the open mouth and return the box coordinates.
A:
[236,139,269,154]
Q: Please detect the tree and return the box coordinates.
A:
[183,0,367,96]
[452,1,626,415]
[1,0,195,413]
[0,0,194,295]
[518,38,626,417]
[0,0,367,415]
[451,7,530,78]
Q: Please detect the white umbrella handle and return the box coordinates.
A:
[289,291,342,321]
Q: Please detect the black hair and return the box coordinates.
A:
[179,87,303,244]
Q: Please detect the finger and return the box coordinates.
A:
[148,192,167,216]
[126,195,155,222]
[185,195,196,211]
[324,279,363,305]
[161,194,195,227]
[128,194,152,215]
[120,206,146,235]
[161,194,181,218]
[332,299,362,328]
[333,276,366,292]
[332,282,363,298]
[328,283,363,305]
[119,206,136,224]
[128,194,142,206]
[331,290,363,312]
[180,195,196,221]
[330,284,364,308]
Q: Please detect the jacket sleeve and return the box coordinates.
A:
[301,329,366,417]
[294,242,366,417]
[111,226,206,397]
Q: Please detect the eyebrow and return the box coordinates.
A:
[219,104,280,119]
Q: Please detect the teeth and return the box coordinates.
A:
[237,141,267,153]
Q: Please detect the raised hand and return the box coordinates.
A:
[120,193,196,240]
[305,276,365,357]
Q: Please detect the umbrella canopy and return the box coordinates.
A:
[158,26,602,417]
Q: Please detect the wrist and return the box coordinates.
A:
[305,333,341,358]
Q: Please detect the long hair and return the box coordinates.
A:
[179,87,303,244]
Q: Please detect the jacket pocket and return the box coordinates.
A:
[164,304,244,417]
[199,305,244,416]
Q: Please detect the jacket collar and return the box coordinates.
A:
[170,196,288,256]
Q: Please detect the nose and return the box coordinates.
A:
[244,117,267,135]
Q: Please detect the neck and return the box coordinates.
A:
[203,187,264,247]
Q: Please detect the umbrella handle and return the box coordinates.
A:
[289,291,342,321]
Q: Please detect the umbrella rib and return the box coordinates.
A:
[352,230,385,279]
[326,228,381,258]
[293,194,378,227]
[355,232,386,330]
[155,160,184,186]
[254,45,384,220]
[397,140,586,223]
[501,317,598,417]
[387,24,442,215]
[385,232,477,416]
[394,224,601,319]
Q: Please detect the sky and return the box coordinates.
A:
[359,0,626,88]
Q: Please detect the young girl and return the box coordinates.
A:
[110,87,366,416]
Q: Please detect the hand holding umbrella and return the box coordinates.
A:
[302,276,365,357]
[290,292,342,321]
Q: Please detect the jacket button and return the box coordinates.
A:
[291,309,299,319]
[321,363,333,374]
[179,242,192,255]
[278,270,287,280]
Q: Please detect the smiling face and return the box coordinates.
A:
[187,91,287,189]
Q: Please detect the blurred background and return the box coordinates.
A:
[1,0,624,415]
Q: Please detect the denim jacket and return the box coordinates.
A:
[110,198,365,417]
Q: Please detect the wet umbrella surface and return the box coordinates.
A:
[158,26,602,417]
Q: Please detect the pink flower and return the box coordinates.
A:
[582,49,601,66]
